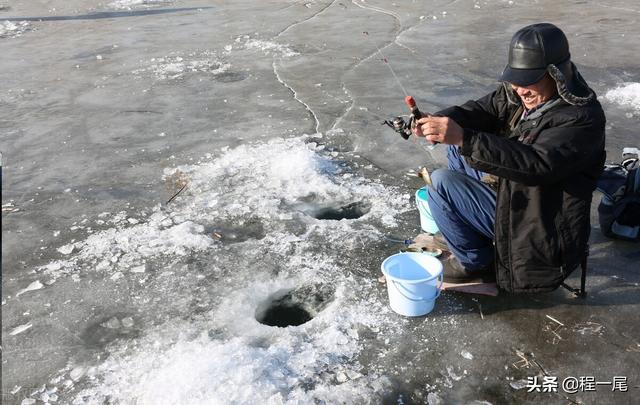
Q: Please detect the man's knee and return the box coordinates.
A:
[431,168,460,192]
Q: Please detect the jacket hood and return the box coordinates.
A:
[502,62,596,107]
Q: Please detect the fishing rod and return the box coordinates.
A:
[362,31,437,149]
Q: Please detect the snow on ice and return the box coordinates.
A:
[15,280,44,297]
[39,137,408,281]
[108,0,172,10]
[0,20,31,39]
[243,38,299,58]
[604,82,640,112]
[132,51,230,80]
[29,135,413,403]
[10,322,33,336]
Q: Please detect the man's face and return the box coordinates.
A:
[510,74,557,110]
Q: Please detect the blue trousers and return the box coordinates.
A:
[427,146,497,270]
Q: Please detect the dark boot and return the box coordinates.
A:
[441,253,495,284]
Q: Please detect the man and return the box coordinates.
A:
[413,23,605,293]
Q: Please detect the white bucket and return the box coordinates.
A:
[415,187,439,234]
[381,252,443,317]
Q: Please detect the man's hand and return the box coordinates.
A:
[412,116,464,146]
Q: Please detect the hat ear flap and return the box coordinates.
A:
[547,63,594,106]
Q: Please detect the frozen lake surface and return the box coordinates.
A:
[2,0,640,404]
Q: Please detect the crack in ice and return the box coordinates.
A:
[276,0,337,38]
[272,60,321,133]
[331,83,355,131]
[350,0,401,29]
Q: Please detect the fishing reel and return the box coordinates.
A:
[382,115,414,140]
[382,96,426,141]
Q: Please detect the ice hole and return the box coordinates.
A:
[310,201,371,220]
[256,300,313,327]
[255,284,334,328]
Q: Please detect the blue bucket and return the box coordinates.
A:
[381,252,443,317]
[415,187,439,234]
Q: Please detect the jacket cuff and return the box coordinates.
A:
[459,128,475,156]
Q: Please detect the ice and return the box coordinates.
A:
[509,379,529,390]
[427,392,444,405]
[572,322,605,336]
[133,52,230,81]
[57,244,74,255]
[130,264,146,273]
[69,266,398,404]
[243,38,299,58]
[10,322,33,336]
[460,350,473,360]
[0,20,31,39]
[69,367,86,382]
[109,0,171,10]
[23,136,409,402]
[40,219,214,280]
[604,83,640,112]
[16,280,44,297]
[4,0,640,403]
[102,317,122,329]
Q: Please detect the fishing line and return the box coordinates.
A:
[363,31,409,97]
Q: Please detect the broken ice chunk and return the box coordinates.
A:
[131,264,146,273]
[509,379,529,390]
[110,272,124,281]
[10,322,33,336]
[16,280,44,296]
[427,392,443,405]
[102,317,121,329]
[69,367,85,382]
[460,350,473,360]
[57,244,74,255]
[446,366,463,381]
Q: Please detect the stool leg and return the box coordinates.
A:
[580,257,587,298]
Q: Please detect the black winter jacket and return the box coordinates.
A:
[438,64,606,293]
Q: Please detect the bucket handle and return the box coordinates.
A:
[391,271,443,302]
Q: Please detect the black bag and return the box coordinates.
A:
[597,148,640,241]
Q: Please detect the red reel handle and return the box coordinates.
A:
[404,96,416,109]
[405,95,422,120]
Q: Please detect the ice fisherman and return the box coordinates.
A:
[412,23,605,293]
